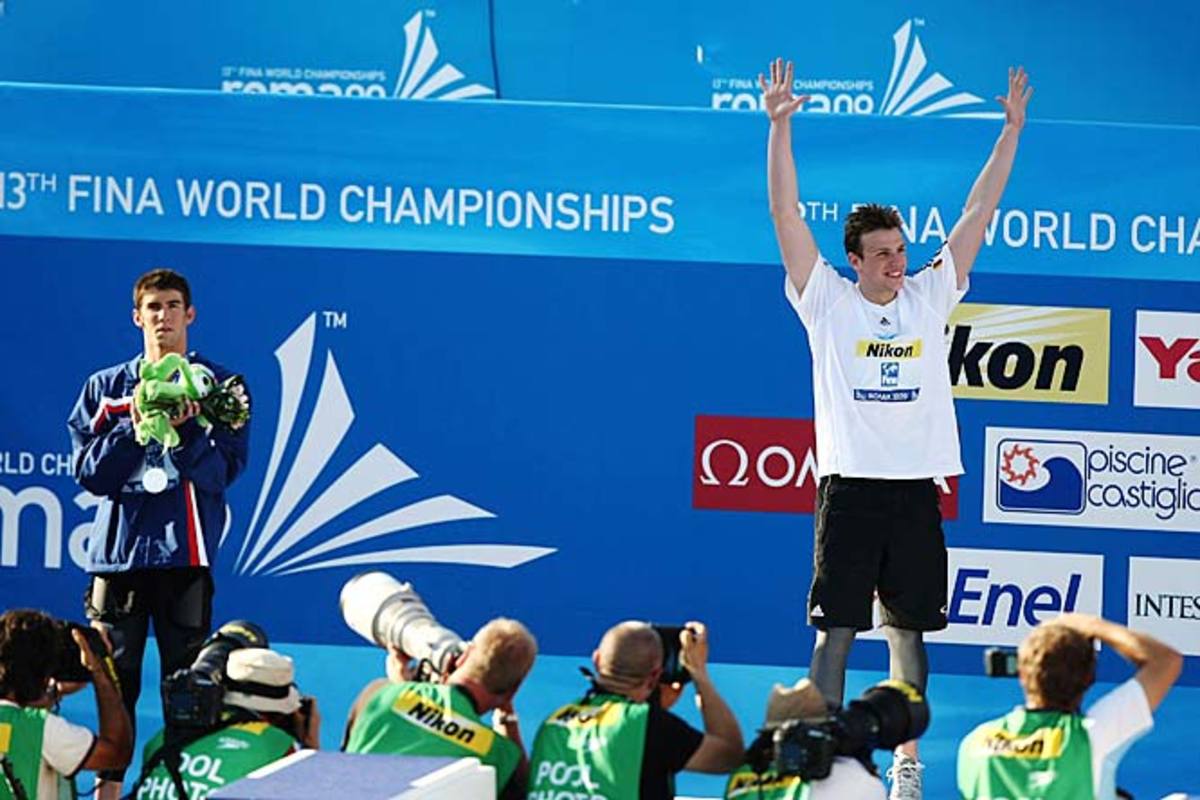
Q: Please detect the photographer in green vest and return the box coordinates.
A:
[958,613,1182,800]
[344,618,537,800]
[133,647,320,800]
[527,620,744,800]
[725,678,888,800]
[0,609,132,800]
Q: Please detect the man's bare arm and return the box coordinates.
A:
[947,66,1033,287]
[760,58,819,296]
[1054,613,1183,711]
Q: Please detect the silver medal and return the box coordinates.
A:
[142,467,169,494]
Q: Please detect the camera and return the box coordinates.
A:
[51,621,109,683]
[161,620,268,738]
[749,680,930,782]
[984,647,1019,678]
[340,572,465,681]
[651,624,692,686]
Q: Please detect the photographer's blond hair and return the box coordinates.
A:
[1018,623,1096,711]
[459,618,537,696]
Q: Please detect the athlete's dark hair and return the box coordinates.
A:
[0,609,58,704]
[843,203,905,256]
[133,268,192,309]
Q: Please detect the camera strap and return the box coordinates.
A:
[0,755,31,800]
[122,708,261,800]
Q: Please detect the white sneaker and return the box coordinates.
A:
[886,752,924,800]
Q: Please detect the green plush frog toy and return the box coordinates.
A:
[133,353,249,449]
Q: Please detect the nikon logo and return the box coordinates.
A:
[548,702,617,728]
[856,340,922,359]
[727,772,797,797]
[394,692,492,755]
[976,727,1064,759]
[948,303,1109,404]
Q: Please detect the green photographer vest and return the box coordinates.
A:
[0,705,47,800]
[345,682,520,794]
[724,764,810,799]
[957,708,1094,800]
[527,692,649,800]
[137,721,296,800]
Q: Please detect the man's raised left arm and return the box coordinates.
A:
[947,66,1033,287]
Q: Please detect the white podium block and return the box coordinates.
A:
[209,750,496,800]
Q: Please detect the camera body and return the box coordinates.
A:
[340,572,465,681]
[984,647,1019,678]
[751,680,930,782]
[51,621,109,683]
[161,620,268,741]
[650,624,692,686]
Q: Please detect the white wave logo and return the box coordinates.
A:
[229,314,553,576]
[392,11,493,100]
[878,20,1001,119]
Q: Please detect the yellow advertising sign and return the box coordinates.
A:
[948,303,1109,404]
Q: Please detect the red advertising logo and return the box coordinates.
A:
[1134,311,1200,410]
[693,414,958,519]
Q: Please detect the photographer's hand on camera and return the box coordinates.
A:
[71,628,134,772]
[293,696,322,749]
[677,621,745,773]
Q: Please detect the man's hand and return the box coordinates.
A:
[295,697,322,749]
[658,681,685,710]
[170,399,201,428]
[72,628,106,677]
[679,621,709,679]
[758,58,809,122]
[996,66,1032,131]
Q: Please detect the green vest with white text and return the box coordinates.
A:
[527,692,649,800]
[345,682,520,794]
[957,708,1094,800]
[138,721,296,800]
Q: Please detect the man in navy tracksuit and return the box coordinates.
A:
[66,268,249,799]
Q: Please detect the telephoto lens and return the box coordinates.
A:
[191,620,270,682]
[340,572,465,678]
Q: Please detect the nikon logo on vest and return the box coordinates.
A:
[977,727,1065,760]
[1128,556,1200,656]
[691,415,958,519]
[548,703,620,729]
[948,303,1110,404]
[392,690,492,756]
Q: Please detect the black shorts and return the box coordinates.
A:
[808,476,947,632]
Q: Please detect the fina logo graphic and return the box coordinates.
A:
[996,438,1086,515]
[877,20,1001,119]
[392,11,493,100]
[230,314,552,576]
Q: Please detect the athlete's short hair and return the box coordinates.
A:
[133,268,192,309]
[844,203,905,256]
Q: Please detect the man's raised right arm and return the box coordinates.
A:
[761,58,819,296]
[1054,613,1183,711]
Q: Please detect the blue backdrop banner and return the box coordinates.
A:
[0,0,496,100]
[2,0,1199,126]
[0,85,1198,685]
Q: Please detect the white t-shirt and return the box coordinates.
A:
[786,247,967,479]
[1083,678,1155,799]
[809,756,887,799]
[0,700,94,800]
